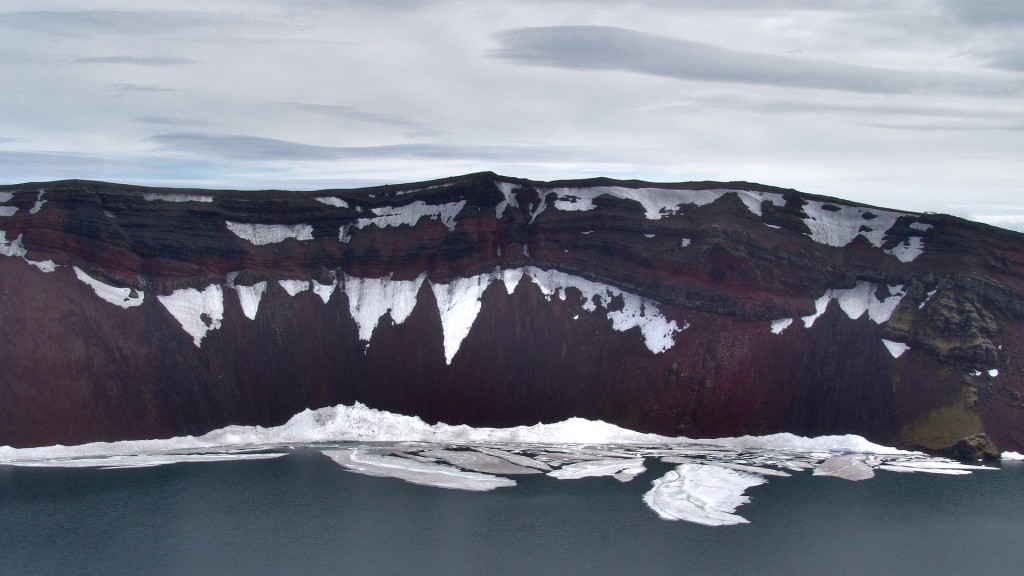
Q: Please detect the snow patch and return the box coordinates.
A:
[920,288,937,309]
[226,221,314,246]
[338,224,353,243]
[29,190,46,214]
[547,186,784,221]
[1002,451,1024,461]
[142,193,213,203]
[431,273,495,364]
[233,282,267,320]
[495,182,520,218]
[73,266,144,309]
[315,197,349,208]
[882,339,910,358]
[157,284,224,347]
[525,267,680,354]
[356,200,465,232]
[802,283,905,328]
[770,318,793,334]
[0,192,13,203]
[312,279,337,303]
[278,279,310,296]
[344,273,427,344]
[885,236,925,262]
[500,267,524,295]
[643,464,766,526]
[2,231,58,273]
[0,206,17,217]
[680,238,691,247]
[802,201,904,249]
[988,368,999,377]
[909,221,932,231]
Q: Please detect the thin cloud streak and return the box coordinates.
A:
[74,55,199,66]
[493,26,1022,96]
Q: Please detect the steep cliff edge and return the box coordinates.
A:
[1,173,1021,455]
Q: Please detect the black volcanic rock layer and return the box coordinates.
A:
[0,172,1021,455]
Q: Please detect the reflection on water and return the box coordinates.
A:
[1,450,1022,576]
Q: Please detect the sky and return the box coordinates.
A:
[0,0,1021,228]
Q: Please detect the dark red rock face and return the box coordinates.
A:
[0,173,1022,453]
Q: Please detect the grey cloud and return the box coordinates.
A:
[941,0,1024,27]
[75,56,199,66]
[0,10,217,36]
[493,26,1022,96]
[283,102,435,136]
[111,84,176,95]
[149,132,594,163]
[983,48,1024,72]
[134,116,211,126]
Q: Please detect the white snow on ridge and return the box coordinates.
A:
[0,231,57,273]
[770,318,793,334]
[547,186,785,221]
[73,266,144,309]
[495,182,520,218]
[356,200,465,232]
[802,282,906,328]
[232,281,267,320]
[142,193,214,203]
[278,279,310,296]
[30,190,46,214]
[802,201,904,248]
[312,279,337,303]
[344,273,427,343]
[525,266,680,354]
[315,197,349,208]
[882,339,910,359]
[156,284,224,347]
[643,463,766,525]
[226,221,314,246]
[431,274,495,365]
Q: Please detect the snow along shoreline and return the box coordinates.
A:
[0,402,910,463]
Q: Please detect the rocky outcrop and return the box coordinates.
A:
[0,172,1021,453]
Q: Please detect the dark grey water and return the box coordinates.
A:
[2,451,1022,576]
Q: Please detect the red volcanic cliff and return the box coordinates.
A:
[1,172,1022,456]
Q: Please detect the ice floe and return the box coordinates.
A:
[0,402,998,524]
[73,266,144,309]
[157,284,224,347]
[813,455,875,481]
[141,192,214,203]
[643,464,766,526]
[322,448,516,491]
[356,200,465,232]
[548,458,646,482]
[226,221,314,246]
[1002,451,1024,461]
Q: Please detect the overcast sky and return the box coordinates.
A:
[1,1,1021,227]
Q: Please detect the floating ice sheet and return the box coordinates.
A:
[547,458,646,481]
[643,464,766,526]
[813,455,875,481]
[323,448,516,491]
